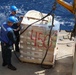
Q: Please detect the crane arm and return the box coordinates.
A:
[57,0,76,14]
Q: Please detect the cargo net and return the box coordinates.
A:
[19,24,57,65]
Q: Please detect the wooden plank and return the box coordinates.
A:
[19,56,54,65]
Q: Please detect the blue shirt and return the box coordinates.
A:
[0,23,16,45]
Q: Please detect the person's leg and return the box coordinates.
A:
[15,32,20,52]
[7,46,17,70]
[6,46,12,66]
[1,42,7,66]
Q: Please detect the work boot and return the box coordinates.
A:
[2,63,7,67]
[8,64,17,71]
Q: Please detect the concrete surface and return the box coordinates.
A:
[0,51,73,75]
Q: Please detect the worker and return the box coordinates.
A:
[9,5,23,52]
[0,16,18,71]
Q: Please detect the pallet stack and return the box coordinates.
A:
[19,24,57,65]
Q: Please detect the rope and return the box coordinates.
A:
[40,1,57,69]
[41,14,55,69]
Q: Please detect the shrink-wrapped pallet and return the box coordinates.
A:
[19,10,60,65]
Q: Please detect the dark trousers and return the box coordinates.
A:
[14,31,20,52]
[1,42,12,65]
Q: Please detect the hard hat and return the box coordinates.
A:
[10,5,18,12]
[7,16,18,23]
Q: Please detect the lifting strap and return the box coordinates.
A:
[41,14,55,69]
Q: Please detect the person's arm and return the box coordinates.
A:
[7,30,16,43]
[13,23,21,31]
[17,16,23,26]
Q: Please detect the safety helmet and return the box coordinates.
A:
[7,16,18,23]
[10,5,18,12]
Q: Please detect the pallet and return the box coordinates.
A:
[20,24,57,66]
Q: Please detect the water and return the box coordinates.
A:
[0,0,75,30]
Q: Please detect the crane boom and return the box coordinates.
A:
[57,0,76,14]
